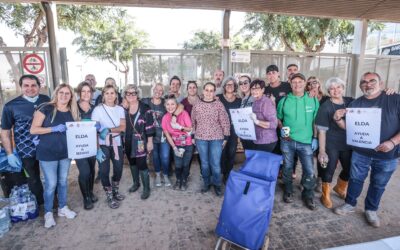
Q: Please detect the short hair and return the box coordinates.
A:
[214,69,225,76]
[186,80,198,90]
[76,81,94,98]
[250,79,266,89]
[287,64,298,69]
[266,65,279,74]
[104,77,116,86]
[291,73,306,82]
[325,77,346,90]
[240,75,251,83]
[122,84,142,99]
[169,75,182,86]
[151,83,165,95]
[19,74,40,87]
[361,72,382,82]
[101,85,119,104]
[221,76,238,93]
[203,82,216,91]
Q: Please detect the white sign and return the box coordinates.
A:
[66,121,97,159]
[229,107,256,140]
[346,108,381,149]
[231,50,251,63]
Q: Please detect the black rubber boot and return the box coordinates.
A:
[105,187,119,209]
[112,181,125,201]
[140,169,150,200]
[129,165,140,193]
[89,170,98,203]
[78,179,93,210]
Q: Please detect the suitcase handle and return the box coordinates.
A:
[243,181,250,195]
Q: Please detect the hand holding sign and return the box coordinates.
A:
[375,140,396,152]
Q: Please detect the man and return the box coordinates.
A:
[166,75,184,103]
[264,65,292,105]
[277,73,319,210]
[286,64,299,81]
[1,75,50,204]
[333,72,400,228]
[213,69,225,95]
[84,74,101,105]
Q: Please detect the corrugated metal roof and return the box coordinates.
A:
[44,0,400,22]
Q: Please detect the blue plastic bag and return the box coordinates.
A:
[0,148,22,173]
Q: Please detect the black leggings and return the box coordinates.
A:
[99,145,124,187]
[76,157,96,186]
[321,148,352,183]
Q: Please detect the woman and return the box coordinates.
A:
[191,82,230,197]
[75,81,98,210]
[217,77,242,183]
[316,77,354,208]
[142,83,171,187]
[31,83,79,228]
[162,95,193,190]
[248,79,278,152]
[306,76,329,191]
[91,85,126,209]
[123,84,155,200]
[238,75,255,151]
[181,81,200,116]
[94,77,123,106]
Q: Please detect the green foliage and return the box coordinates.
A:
[241,13,384,52]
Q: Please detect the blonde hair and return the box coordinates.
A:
[151,83,165,96]
[49,83,79,122]
[122,84,142,99]
[101,85,119,105]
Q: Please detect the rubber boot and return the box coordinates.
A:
[112,181,125,201]
[320,182,333,208]
[105,187,119,209]
[129,165,140,193]
[78,179,93,210]
[89,171,98,203]
[140,169,150,200]
[333,178,348,199]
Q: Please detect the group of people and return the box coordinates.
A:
[1,64,399,230]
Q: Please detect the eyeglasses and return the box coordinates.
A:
[239,81,249,85]
[307,80,319,85]
[125,91,137,96]
[225,84,235,87]
[58,91,71,96]
[360,79,378,85]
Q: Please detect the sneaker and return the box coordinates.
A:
[334,203,356,215]
[173,180,180,190]
[44,212,56,228]
[283,192,294,203]
[365,210,381,228]
[164,176,172,187]
[155,173,162,187]
[201,185,210,193]
[58,206,77,219]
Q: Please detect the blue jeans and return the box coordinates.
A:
[40,158,72,213]
[174,145,194,182]
[345,151,398,211]
[152,142,170,175]
[196,139,223,187]
[281,139,315,199]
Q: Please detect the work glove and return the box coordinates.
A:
[95,122,101,132]
[7,153,22,169]
[249,113,260,125]
[99,128,110,140]
[173,147,185,158]
[96,148,106,163]
[311,138,319,152]
[171,122,183,130]
[51,124,67,133]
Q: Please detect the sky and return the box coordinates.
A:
[0,7,246,88]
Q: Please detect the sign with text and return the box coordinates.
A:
[66,121,97,159]
[346,108,381,149]
[231,50,251,63]
[230,107,256,140]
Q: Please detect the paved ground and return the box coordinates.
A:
[1,155,400,250]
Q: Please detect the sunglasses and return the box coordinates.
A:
[307,80,319,85]
[239,81,249,85]
[125,91,137,96]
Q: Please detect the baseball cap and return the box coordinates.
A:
[266,65,279,74]
[290,73,306,81]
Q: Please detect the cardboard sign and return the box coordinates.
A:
[346,108,381,149]
[230,107,256,140]
[66,121,97,159]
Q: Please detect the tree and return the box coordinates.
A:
[240,13,384,52]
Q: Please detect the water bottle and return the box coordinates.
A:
[0,199,11,238]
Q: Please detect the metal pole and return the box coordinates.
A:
[42,2,61,90]
[350,19,368,98]
[222,10,231,75]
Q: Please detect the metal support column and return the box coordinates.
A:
[350,19,368,98]
[222,10,231,75]
[42,2,61,90]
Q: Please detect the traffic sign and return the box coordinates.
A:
[22,54,45,74]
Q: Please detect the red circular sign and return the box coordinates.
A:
[23,54,45,74]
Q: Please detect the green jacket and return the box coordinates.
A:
[277,93,319,144]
